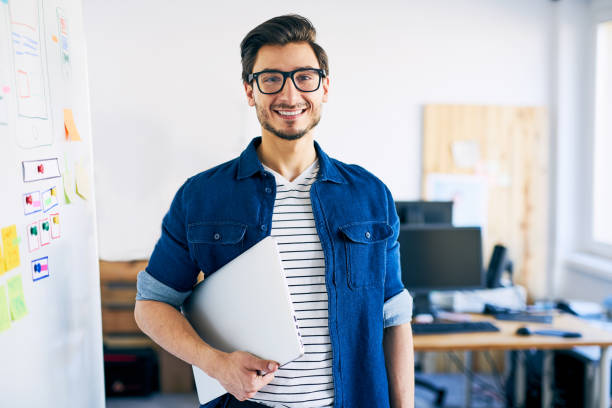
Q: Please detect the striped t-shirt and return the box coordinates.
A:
[251,160,334,408]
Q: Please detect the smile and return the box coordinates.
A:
[273,108,307,119]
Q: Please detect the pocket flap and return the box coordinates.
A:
[339,221,393,244]
[187,222,247,244]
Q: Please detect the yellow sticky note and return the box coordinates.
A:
[1,225,20,272]
[75,161,91,200]
[0,285,10,333]
[63,109,81,141]
[5,248,19,271]
[0,251,5,275]
[7,275,27,322]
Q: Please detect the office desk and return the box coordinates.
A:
[412,314,612,408]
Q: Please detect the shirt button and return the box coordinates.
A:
[260,224,267,231]
[365,231,371,239]
[265,187,272,194]
[213,233,221,240]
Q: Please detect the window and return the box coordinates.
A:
[591,20,612,249]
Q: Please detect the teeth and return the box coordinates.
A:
[277,110,302,116]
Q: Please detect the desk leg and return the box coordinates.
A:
[514,350,526,408]
[541,350,554,408]
[600,345,611,408]
[465,351,473,408]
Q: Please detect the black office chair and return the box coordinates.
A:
[414,358,446,406]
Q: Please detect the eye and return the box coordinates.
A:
[296,74,312,81]
[260,74,282,83]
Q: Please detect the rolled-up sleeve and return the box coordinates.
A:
[136,270,192,309]
[383,289,413,328]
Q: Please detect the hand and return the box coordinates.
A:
[212,350,279,401]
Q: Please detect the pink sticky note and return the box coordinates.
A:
[2,86,10,94]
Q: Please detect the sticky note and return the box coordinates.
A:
[52,35,58,43]
[1,225,20,271]
[0,249,5,275]
[75,161,91,200]
[0,285,10,333]
[63,109,81,141]
[7,275,27,321]
[63,162,76,204]
[0,0,7,5]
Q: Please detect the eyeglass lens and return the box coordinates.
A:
[258,69,321,94]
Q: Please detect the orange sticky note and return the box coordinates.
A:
[63,109,81,141]
[52,35,58,43]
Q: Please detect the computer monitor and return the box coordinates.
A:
[398,225,484,316]
[395,201,453,225]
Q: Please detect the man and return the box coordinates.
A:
[135,14,415,408]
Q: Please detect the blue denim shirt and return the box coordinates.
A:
[140,137,412,408]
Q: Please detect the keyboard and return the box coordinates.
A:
[412,321,500,335]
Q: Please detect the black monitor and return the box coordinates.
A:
[398,225,484,316]
[395,201,453,225]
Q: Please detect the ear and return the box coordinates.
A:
[244,81,256,107]
[321,76,330,103]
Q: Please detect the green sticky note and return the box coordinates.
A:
[7,275,27,321]
[0,285,10,333]
[63,174,72,204]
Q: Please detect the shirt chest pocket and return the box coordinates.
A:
[187,221,247,275]
[339,221,393,289]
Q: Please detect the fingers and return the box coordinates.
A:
[259,371,276,387]
[235,371,275,401]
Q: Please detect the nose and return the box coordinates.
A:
[277,76,302,105]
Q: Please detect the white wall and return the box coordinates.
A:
[83,0,555,261]
[553,0,612,303]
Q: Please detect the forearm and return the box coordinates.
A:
[383,322,415,408]
[134,299,222,377]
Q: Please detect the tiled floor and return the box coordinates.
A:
[105,373,505,408]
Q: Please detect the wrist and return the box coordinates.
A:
[197,344,227,379]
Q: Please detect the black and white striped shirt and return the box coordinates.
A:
[251,160,334,408]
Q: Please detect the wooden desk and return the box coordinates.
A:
[413,314,612,408]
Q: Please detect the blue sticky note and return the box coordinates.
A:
[0,0,7,5]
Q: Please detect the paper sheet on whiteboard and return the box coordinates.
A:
[426,173,488,228]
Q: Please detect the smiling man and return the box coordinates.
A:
[135,15,415,408]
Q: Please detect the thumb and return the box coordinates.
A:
[246,354,278,373]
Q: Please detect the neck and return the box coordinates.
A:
[257,132,317,182]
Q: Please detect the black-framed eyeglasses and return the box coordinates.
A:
[248,68,325,95]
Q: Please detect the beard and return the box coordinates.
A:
[255,102,322,141]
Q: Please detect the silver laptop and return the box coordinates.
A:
[182,236,304,404]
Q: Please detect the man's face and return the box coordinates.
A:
[244,42,329,141]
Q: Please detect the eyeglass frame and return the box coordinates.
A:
[248,68,326,95]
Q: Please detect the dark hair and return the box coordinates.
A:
[240,14,329,83]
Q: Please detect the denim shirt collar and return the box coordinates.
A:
[237,137,346,184]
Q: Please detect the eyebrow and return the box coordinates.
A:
[256,65,318,72]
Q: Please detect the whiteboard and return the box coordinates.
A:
[0,0,104,407]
